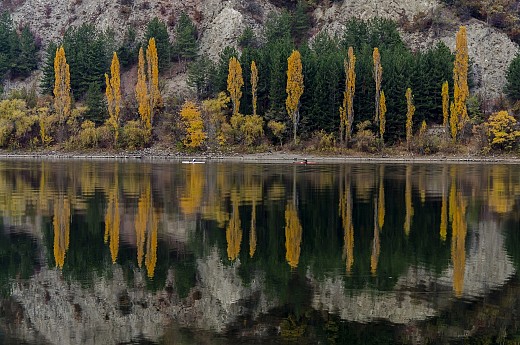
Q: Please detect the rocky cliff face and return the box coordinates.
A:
[1,0,517,100]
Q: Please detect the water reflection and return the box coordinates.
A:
[0,160,519,344]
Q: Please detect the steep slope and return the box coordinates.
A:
[1,0,518,100]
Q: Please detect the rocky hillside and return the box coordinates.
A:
[1,0,518,99]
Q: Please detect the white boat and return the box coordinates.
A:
[181,159,206,164]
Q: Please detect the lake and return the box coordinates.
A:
[0,159,519,344]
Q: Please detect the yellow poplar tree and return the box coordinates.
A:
[405,88,415,151]
[379,90,386,145]
[146,38,161,131]
[53,46,71,140]
[180,100,206,148]
[135,38,161,137]
[442,81,449,138]
[450,101,458,141]
[227,57,244,115]
[453,26,469,137]
[135,47,150,133]
[251,61,258,117]
[105,52,121,145]
[373,47,382,125]
[286,50,304,145]
[340,47,356,144]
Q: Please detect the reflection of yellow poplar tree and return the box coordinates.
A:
[105,52,122,145]
[145,210,158,278]
[373,47,382,125]
[371,198,380,276]
[180,164,204,215]
[440,166,448,241]
[53,196,71,269]
[449,176,467,297]
[340,170,354,274]
[226,191,242,261]
[227,57,243,116]
[286,50,304,145]
[378,166,385,229]
[135,187,151,268]
[251,61,258,117]
[285,201,302,269]
[135,184,159,278]
[104,168,120,264]
[404,165,414,236]
[249,200,257,258]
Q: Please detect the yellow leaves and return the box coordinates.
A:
[453,26,469,139]
[53,196,71,269]
[226,192,242,261]
[106,52,121,144]
[268,120,286,146]
[136,47,149,133]
[373,47,382,125]
[285,201,302,269]
[405,88,415,151]
[135,185,158,278]
[379,90,386,142]
[249,201,257,258]
[450,101,458,141]
[340,47,356,144]
[227,57,244,115]
[135,38,161,137]
[0,99,38,147]
[442,81,449,132]
[180,164,204,215]
[286,50,304,144]
[340,170,354,274]
[180,100,206,148]
[104,170,120,264]
[404,165,414,236]
[251,60,258,117]
[449,179,467,298]
[53,46,71,126]
[485,110,520,151]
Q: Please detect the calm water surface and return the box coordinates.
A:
[0,159,519,344]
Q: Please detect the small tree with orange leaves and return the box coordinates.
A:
[286,50,304,145]
[379,90,386,146]
[180,100,206,149]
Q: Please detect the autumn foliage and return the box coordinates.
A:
[286,50,304,144]
[227,57,244,116]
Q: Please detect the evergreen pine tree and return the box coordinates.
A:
[85,82,107,125]
[41,42,58,94]
[145,17,171,71]
[117,27,139,69]
[173,13,198,62]
[13,25,39,78]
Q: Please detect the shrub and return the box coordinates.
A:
[121,120,148,149]
[77,120,98,148]
[0,99,38,148]
[242,115,264,146]
[353,120,378,153]
[485,110,520,151]
[268,120,286,147]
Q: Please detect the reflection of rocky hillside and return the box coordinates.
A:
[310,218,515,324]
[8,249,274,344]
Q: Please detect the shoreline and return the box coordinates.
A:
[0,149,519,164]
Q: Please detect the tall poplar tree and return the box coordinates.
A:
[53,46,71,142]
[286,50,304,144]
[227,57,243,115]
[135,47,149,134]
[373,47,382,125]
[251,61,258,116]
[146,38,161,129]
[379,90,386,145]
[105,52,121,145]
[442,81,449,138]
[405,87,415,151]
[453,26,469,138]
